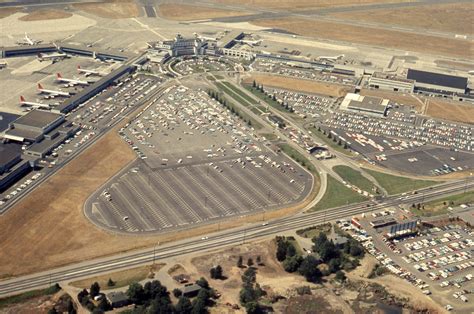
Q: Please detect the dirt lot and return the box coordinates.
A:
[425,99,474,124]
[330,3,474,35]
[158,3,250,21]
[360,88,426,112]
[244,73,351,97]
[18,9,72,21]
[1,290,72,314]
[252,18,473,59]
[73,0,140,19]
[0,7,20,18]
[213,0,414,10]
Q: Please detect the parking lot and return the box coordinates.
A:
[172,56,234,76]
[267,88,335,118]
[85,84,313,234]
[340,211,474,312]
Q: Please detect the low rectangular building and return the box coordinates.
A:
[368,72,414,93]
[407,69,468,95]
[340,93,390,116]
[3,110,65,143]
[0,143,31,192]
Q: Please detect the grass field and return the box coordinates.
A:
[426,100,474,124]
[311,175,367,211]
[70,264,164,289]
[363,168,439,195]
[296,223,331,239]
[243,74,350,98]
[18,9,72,21]
[216,81,257,106]
[417,192,474,217]
[330,3,474,34]
[0,284,60,309]
[158,3,250,21]
[333,165,378,194]
[244,84,290,114]
[73,0,139,19]
[213,0,414,10]
[278,143,316,173]
[251,18,472,59]
[0,7,20,18]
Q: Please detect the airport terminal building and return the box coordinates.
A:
[368,72,415,93]
[407,69,468,95]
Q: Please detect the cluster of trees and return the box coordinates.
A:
[77,282,111,313]
[318,126,349,149]
[209,265,224,279]
[236,255,262,268]
[251,80,294,113]
[311,233,364,277]
[239,267,266,314]
[126,278,215,314]
[207,89,253,127]
[275,236,322,283]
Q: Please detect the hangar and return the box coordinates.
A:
[407,69,468,95]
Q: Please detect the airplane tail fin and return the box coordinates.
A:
[56,73,62,79]
[77,65,81,71]
[20,96,25,102]
[37,83,43,90]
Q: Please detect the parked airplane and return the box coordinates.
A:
[56,73,90,86]
[19,96,51,110]
[77,65,106,77]
[37,83,71,97]
[316,54,345,62]
[235,39,262,46]
[37,52,69,62]
[17,33,42,46]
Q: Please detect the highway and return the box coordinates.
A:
[1,178,472,297]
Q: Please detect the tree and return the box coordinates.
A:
[173,288,183,298]
[276,237,289,261]
[237,256,244,268]
[335,270,346,282]
[286,243,297,257]
[48,308,58,314]
[90,282,100,298]
[97,298,111,312]
[252,80,257,88]
[214,265,223,279]
[242,267,256,285]
[283,255,303,273]
[107,278,115,287]
[196,277,210,290]
[239,286,256,305]
[256,256,262,265]
[254,283,265,299]
[148,294,174,314]
[175,296,193,314]
[247,258,254,267]
[298,256,322,283]
[144,280,169,301]
[328,258,341,274]
[191,297,207,314]
[245,301,260,314]
[66,299,76,314]
[196,288,211,305]
[77,289,88,304]
[127,282,145,305]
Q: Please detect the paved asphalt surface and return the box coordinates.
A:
[0,179,472,297]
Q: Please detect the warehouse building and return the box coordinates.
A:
[340,93,390,117]
[0,143,31,192]
[407,69,468,95]
[368,72,415,93]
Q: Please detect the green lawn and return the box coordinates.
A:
[411,192,474,217]
[296,223,332,239]
[221,82,257,105]
[363,168,440,195]
[333,165,378,194]
[0,284,61,309]
[244,85,290,114]
[216,82,253,107]
[311,176,368,211]
[278,143,315,173]
[260,133,278,141]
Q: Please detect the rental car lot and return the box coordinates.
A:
[85,84,313,234]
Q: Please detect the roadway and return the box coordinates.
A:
[0,179,472,297]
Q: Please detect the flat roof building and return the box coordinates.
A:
[0,143,31,192]
[340,93,390,116]
[3,110,65,142]
[407,69,468,95]
[369,72,414,93]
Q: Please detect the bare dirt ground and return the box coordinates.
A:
[18,9,72,21]
[0,7,20,18]
[73,0,140,19]
[251,18,473,59]
[435,60,474,72]
[1,290,72,314]
[360,88,426,112]
[158,3,251,21]
[244,73,351,97]
[213,0,414,10]
[330,3,474,35]
[426,99,474,125]
[346,255,446,313]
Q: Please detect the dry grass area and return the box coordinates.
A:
[435,60,474,71]
[70,264,164,289]
[213,0,414,10]
[73,0,139,19]
[426,100,474,124]
[18,9,72,21]
[158,3,250,21]
[244,73,351,97]
[0,7,20,18]
[331,3,474,35]
[360,88,426,112]
[252,18,473,59]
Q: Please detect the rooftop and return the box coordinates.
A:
[371,72,414,84]
[0,112,20,132]
[407,69,468,90]
[0,143,22,167]
[340,93,389,114]
[13,110,63,129]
